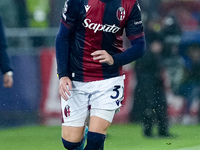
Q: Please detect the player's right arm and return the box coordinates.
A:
[55,0,81,100]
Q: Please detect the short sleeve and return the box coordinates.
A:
[125,2,144,41]
[61,0,81,28]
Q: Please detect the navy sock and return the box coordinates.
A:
[84,131,106,150]
[62,138,83,150]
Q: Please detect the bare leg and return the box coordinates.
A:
[62,126,85,142]
[88,116,111,135]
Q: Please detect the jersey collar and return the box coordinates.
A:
[100,0,114,3]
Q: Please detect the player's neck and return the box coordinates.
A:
[100,0,114,3]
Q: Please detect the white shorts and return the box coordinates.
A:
[61,75,125,127]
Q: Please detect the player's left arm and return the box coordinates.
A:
[91,34,145,66]
[113,1,146,67]
[92,2,146,66]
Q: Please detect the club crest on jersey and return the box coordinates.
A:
[64,105,71,117]
[116,7,125,21]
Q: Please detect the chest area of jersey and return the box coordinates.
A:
[82,0,128,33]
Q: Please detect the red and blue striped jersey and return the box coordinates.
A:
[58,0,144,82]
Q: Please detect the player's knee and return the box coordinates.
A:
[61,138,82,150]
[84,131,106,150]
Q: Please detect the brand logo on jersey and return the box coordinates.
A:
[116,7,125,21]
[84,5,90,13]
[82,19,121,33]
[64,105,71,117]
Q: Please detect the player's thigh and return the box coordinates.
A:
[89,109,115,134]
[88,116,111,135]
[88,76,125,134]
[90,75,125,110]
[62,126,85,142]
[61,83,89,142]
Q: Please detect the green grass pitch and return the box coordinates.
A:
[0,124,200,150]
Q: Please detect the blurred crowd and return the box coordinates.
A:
[0,0,64,28]
[130,0,200,137]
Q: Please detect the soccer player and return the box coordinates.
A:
[0,17,13,88]
[55,0,146,149]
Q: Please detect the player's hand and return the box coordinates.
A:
[3,73,13,88]
[91,50,114,65]
[59,76,72,101]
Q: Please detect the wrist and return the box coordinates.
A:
[5,71,13,76]
[112,54,121,67]
[57,72,69,79]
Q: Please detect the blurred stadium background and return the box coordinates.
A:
[0,0,200,149]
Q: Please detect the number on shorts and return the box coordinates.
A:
[110,85,121,99]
